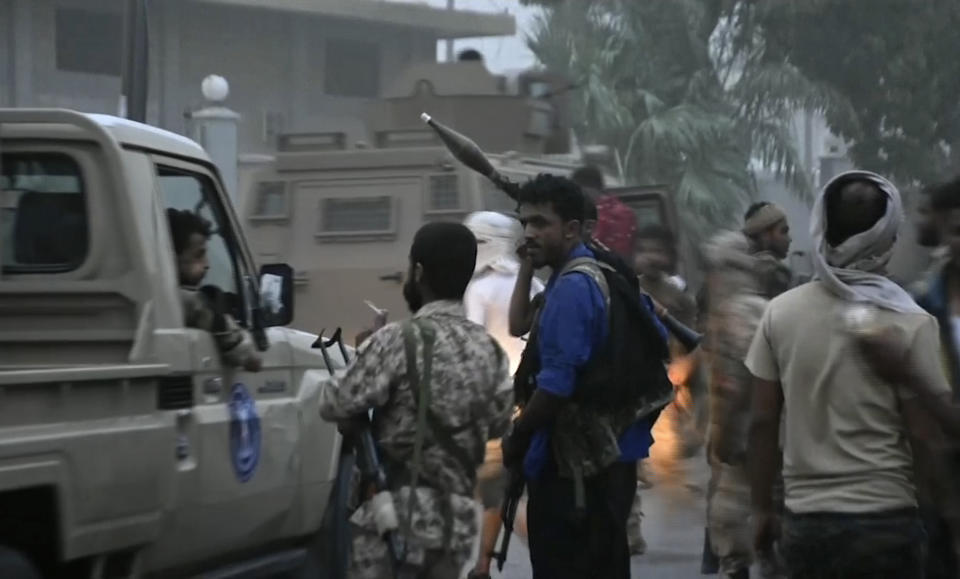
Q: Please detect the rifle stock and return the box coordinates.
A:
[659,310,702,353]
[494,466,525,571]
[355,427,406,569]
[319,329,405,575]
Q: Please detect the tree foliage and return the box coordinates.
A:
[525,0,834,243]
[527,0,960,197]
[735,0,960,185]
[525,0,960,243]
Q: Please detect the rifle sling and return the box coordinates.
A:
[402,319,474,553]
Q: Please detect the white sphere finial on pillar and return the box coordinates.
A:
[202,75,230,103]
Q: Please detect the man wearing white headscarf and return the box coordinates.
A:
[745,171,952,578]
[463,211,544,579]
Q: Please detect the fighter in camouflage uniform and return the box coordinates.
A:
[703,203,792,579]
[320,223,513,579]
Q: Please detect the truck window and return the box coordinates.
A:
[0,152,88,274]
[156,166,240,301]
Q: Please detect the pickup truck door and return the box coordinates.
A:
[149,156,300,565]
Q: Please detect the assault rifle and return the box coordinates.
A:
[493,433,525,572]
[315,328,406,576]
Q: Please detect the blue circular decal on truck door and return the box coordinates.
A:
[229,383,261,483]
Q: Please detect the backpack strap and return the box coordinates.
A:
[400,318,478,551]
[559,256,612,311]
[400,320,434,546]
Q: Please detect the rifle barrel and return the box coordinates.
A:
[660,311,702,353]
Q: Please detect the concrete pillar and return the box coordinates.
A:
[157,0,182,133]
[187,76,240,203]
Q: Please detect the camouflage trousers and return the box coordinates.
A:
[346,488,477,579]
[707,461,752,576]
[706,461,786,578]
[781,508,926,579]
[348,531,463,579]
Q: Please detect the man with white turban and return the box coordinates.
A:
[745,170,952,578]
[463,211,544,579]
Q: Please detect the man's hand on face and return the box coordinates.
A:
[855,325,911,384]
[516,242,530,261]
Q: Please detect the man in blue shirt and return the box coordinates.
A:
[504,174,662,579]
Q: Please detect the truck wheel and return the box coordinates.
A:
[298,450,355,579]
[0,546,40,579]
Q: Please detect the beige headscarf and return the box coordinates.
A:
[810,170,922,313]
[742,203,787,236]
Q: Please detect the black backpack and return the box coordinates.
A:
[514,251,673,416]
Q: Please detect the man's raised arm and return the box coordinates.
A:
[509,255,538,337]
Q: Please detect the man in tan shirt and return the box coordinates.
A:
[745,171,952,578]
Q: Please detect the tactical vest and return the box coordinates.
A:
[514,256,674,480]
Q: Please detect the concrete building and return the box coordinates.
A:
[0,0,514,154]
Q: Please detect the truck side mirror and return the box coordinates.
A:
[258,263,294,327]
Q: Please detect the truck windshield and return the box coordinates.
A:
[0,152,88,274]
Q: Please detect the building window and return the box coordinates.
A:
[251,181,289,219]
[1,153,88,274]
[318,196,394,237]
[325,39,381,97]
[55,8,123,76]
[426,174,461,214]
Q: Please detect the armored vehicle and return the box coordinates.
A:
[239,60,680,339]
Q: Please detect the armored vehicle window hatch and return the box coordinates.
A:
[425,173,463,215]
[376,129,441,149]
[318,195,396,239]
[250,180,290,221]
[278,132,346,153]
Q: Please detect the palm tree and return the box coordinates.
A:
[527,0,848,245]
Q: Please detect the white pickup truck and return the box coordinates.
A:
[0,109,352,579]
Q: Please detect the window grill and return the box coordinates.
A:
[319,196,393,235]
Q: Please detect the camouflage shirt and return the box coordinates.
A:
[180,287,257,368]
[319,299,513,575]
[703,232,790,463]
